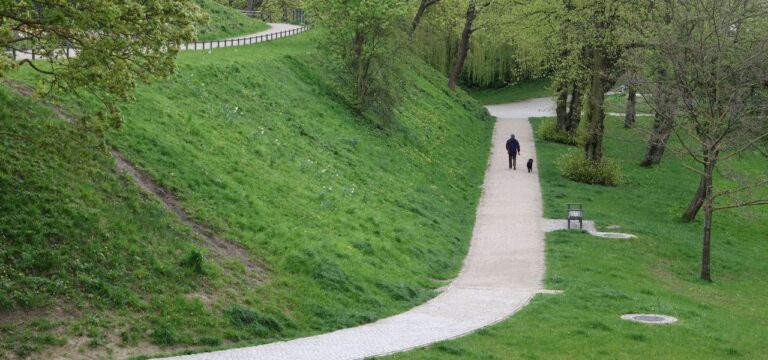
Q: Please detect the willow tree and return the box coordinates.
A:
[411,0,441,34]
[448,0,484,90]
[448,0,518,90]
[0,0,205,126]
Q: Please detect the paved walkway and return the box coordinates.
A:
[7,23,306,61]
[180,23,306,51]
[543,219,636,239]
[159,99,555,360]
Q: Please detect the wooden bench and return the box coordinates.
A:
[567,203,583,230]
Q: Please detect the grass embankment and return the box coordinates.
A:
[0,34,493,359]
[468,79,553,105]
[195,0,269,41]
[391,116,768,359]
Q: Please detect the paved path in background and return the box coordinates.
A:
[225,23,304,41]
[180,23,305,50]
[160,98,557,360]
[8,23,306,61]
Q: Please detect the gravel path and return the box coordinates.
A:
[158,100,555,360]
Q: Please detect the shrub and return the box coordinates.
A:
[150,326,178,346]
[537,119,580,145]
[225,305,285,336]
[181,249,205,275]
[558,151,622,186]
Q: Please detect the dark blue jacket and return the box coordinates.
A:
[506,138,520,154]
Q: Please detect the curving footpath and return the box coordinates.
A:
[159,98,557,360]
[179,23,306,51]
[7,23,306,61]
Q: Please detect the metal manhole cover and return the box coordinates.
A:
[621,314,678,324]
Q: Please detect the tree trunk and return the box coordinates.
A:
[640,80,676,167]
[555,83,569,132]
[448,1,476,91]
[246,0,255,12]
[566,84,582,132]
[700,157,715,281]
[640,115,674,166]
[640,123,672,166]
[625,84,636,128]
[681,149,719,222]
[411,0,439,35]
[583,48,607,162]
[682,176,706,222]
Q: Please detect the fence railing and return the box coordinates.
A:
[4,25,310,61]
[180,25,309,51]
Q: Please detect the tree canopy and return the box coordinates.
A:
[1,0,205,126]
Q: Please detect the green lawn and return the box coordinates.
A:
[195,0,269,41]
[1,34,493,359]
[604,93,654,114]
[390,116,768,359]
[468,79,553,105]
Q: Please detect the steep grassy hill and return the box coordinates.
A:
[0,35,493,359]
[391,115,768,359]
[195,0,268,41]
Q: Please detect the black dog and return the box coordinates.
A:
[526,158,534,173]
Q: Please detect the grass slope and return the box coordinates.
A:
[468,79,553,105]
[390,116,768,359]
[604,93,654,114]
[0,34,493,359]
[195,0,268,41]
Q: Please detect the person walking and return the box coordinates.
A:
[506,134,521,170]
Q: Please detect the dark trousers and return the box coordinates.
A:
[508,153,517,169]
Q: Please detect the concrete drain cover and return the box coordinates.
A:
[621,314,678,324]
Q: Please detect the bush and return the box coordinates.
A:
[181,249,205,275]
[225,305,285,336]
[150,326,178,346]
[558,151,622,186]
[537,119,580,145]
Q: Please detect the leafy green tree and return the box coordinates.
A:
[567,0,649,163]
[308,0,407,121]
[1,0,205,127]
